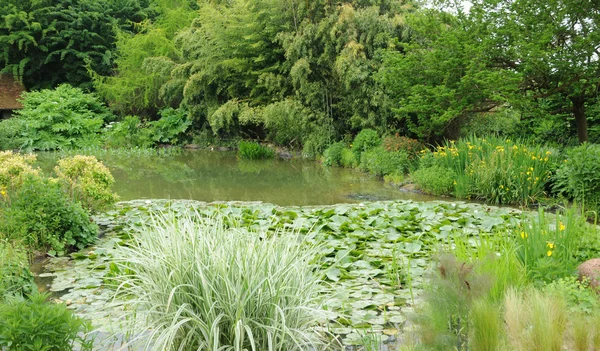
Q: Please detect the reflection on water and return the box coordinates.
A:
[37,150,440,206]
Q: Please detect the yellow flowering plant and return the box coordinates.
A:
[515,207,584,283]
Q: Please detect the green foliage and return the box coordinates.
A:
[414,255,492,350]
[0,151,40,192]
[352,129,381,158]
[553,143,600,214]
[101,116,154,148]
[323,142,346,167]
[0,118,26,151]
[7,85,113,151]
[340,147,358,168]
[544,277,600,315]
[470,298,503,351]
[0,241,34,300]
[54,155,119,213]
[0,292,93,351]
[0,176,98,255]
[514,207,582,283]
[0,0,150,90]
[110,212,325,350]
[419,136,557,205]
[148,107,191,145]
[359,147,410,177]
[383,134,425,159]
[411,165,456,196]
[302,128,333,159]
[237,141,275,160]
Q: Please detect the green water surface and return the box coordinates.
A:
[37,150,438,206]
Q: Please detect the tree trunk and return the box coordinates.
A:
[571,97,588,143]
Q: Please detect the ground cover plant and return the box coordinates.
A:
[238,141,275,160]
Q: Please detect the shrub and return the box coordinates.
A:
[0,241,34,300]
[340,147,358,168]
[9,85,113,151]
[323,142,346,166]
[553,143,600,214]
[0,176,98,255]
[0,292,93,351]
[383,134,424,159]
[359,147,410,177]
[0,118,26,150]
[238,141,275,160]
[102,115,153,148]
[148,107,192,145]
[0,151,40,196]
[54,155,119,213]
[110,212,325,351]
[411,165,456,196]
[351,129,381,158]
[302,127,333,159]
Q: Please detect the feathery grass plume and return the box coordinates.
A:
[572,314,591,351]
[109,210,327,351]
[593,310,600,350]
[470,298,503,351]
[504,287,568,351]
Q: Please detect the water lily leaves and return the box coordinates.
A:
[36,199,524,347]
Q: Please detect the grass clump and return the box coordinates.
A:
[238,140,275,160]
[110,211,326,351]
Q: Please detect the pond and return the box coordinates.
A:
[37,150,440,205]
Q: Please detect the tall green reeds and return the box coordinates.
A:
[110,211,325,351]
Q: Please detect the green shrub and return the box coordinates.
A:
[9,85,113,151]
[411,165,456,196]
[0,151,41,194]
[351,129,381,158]
[237,141,275,160]
[0,241,34,300]
[110,212,325,351]
[148,107,192,145]
[544,276,600,315]
[302,127,333,159]
[0,292,93,351]
[102,115,153,148]
[54,155,119,213]
[0,176,98,255]
[0,118,26,151]
[553,143,600,214]
[323,142,346,166]
[383,134,424,159]
[340,147,358,168]
[359,147,410,177]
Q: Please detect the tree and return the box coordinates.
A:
[0,0,150,90]
[467,0,600,143]
[378,9,519,141]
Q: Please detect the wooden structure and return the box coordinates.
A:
[0,74,25,119]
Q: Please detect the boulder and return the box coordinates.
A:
[578,258,600,290]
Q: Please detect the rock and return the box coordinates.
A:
[217,146,231,151]
[184,144,201,149]
[577,258,600,290]
[278,151,293,159]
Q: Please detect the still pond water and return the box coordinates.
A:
[38,150,438,205]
